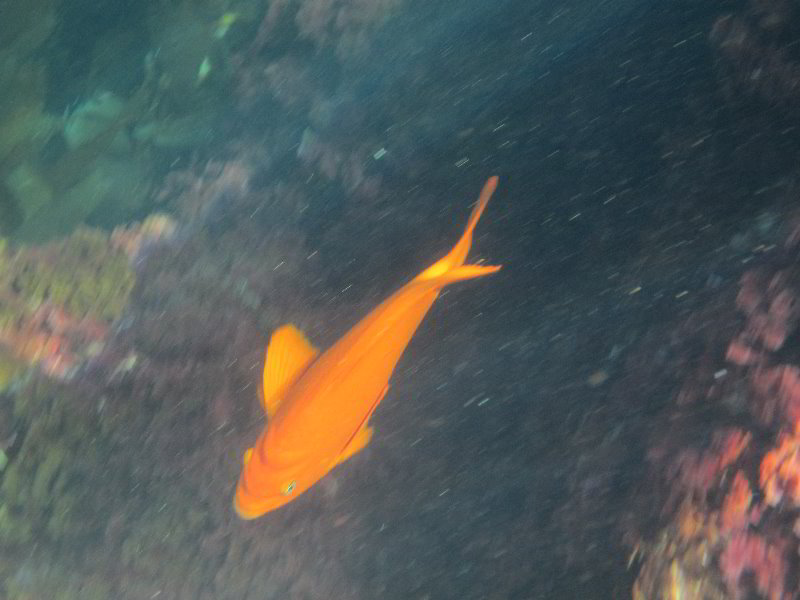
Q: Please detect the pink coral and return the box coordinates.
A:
[727,270,800,365]
[749,365,800,426]
[0,302,109,379]
[719,531,788,600]
[760,430,800,508]
[720,471,753,532]
[726,337,762,366]
[668,429,752,499]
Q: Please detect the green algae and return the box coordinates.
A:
[0,227,134,326]
[0,350,25,392]
[0,381,113,548]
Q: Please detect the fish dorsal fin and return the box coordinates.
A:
[262,324,318,418]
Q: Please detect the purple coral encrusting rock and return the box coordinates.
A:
[110,213,179,266]
[710,0,800,112]
[41,192,337,596]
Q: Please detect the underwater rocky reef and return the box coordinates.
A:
[2,0,800,598]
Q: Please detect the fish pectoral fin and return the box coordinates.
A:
[262,324,319,418]
[334,383,389,466]
[336,425,374,466]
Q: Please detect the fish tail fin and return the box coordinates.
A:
[416,176,500,282]
[431,263,503,284]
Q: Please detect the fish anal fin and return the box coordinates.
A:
[262,324,318,418]
[335,384,389,466]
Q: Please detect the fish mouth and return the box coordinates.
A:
[233,497,262,520]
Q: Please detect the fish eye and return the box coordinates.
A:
[282,480,296,496]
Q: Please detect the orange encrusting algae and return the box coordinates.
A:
[234,177,501,519]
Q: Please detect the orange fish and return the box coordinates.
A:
[234,177,501,518]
